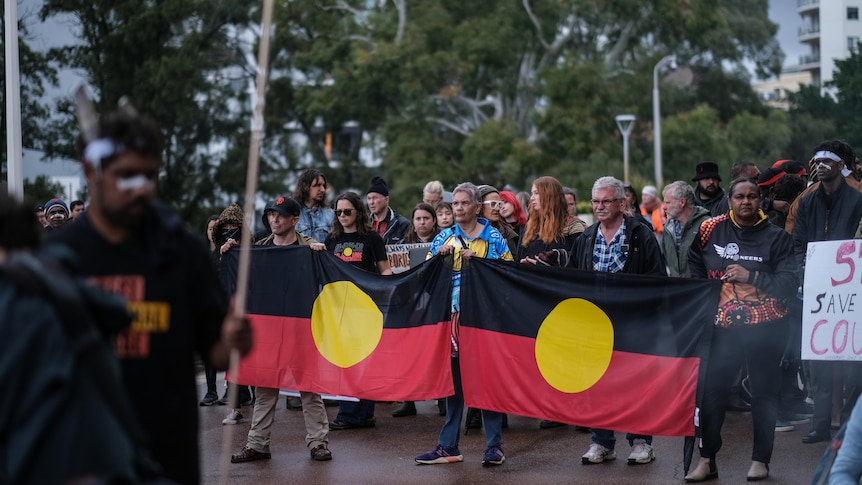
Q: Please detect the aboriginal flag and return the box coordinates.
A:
[459,258,720,436]
[226,247,454,401]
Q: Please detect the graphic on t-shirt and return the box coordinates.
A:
[333,241,364,263]
[89,274,171,359]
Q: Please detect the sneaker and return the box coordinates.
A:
[222,409,244,425]
[199,391,219,406]
[627,440,655,464]
[310,444,332,461]
[582,443,616,464]
[775,420,795,432]
[231,447,271,463]
[482,446,505,466]
[415,445,464,464]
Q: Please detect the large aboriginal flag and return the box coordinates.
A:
[459,258,720,436]
[226,246,454,400]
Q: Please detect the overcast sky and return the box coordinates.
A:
[770,0,805,69]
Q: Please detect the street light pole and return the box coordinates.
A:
[652,54,676,190]
[615,114,635,184]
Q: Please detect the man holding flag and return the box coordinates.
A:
[570,176,666,465]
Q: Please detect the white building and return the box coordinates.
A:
[797,0,862,89]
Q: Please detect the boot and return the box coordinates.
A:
[437,399,446,416]
[684,457,718,482]
[392,401,417,417]
[747,461,769,481]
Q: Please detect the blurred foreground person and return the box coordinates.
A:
[0,193,150,483]
[45,107,252,484]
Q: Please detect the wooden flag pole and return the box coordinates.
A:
[218,0,275,482]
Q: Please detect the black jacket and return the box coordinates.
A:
[569,214,666,276]
[792,180,862,282]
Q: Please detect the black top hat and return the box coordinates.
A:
[692,162,722,182]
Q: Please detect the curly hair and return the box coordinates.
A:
[292,169,328,208]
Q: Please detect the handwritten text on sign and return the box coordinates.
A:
[803,239,862,360]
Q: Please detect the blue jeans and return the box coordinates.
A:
[438,357,503,448]
[335,399,375,424]
[591,429,652,450]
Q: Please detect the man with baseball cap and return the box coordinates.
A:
[691,162,727,216]
[231,196,334,464]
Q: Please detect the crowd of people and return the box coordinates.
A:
[4,100,862,484]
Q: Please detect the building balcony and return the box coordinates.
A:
[799,53,820,67]
[798,0,819,13]
[799,25,821,41]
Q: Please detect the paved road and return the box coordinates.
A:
[199,378,828,484]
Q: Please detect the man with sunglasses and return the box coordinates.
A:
[366,176,409,244]
[569,176,665,466]
[45,108,252,485]
[792,140,862,445]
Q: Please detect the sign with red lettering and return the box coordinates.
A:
[803,240,862,360]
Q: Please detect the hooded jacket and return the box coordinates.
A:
[662,205,712,278]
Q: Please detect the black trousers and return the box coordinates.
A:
[699,321,788,463]
[809,361,862,434]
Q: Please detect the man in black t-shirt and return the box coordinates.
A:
[46,109,252,485]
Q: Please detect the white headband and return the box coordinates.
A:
[84,138,125,167]
[117,174,155,191]
[813,150,842,163]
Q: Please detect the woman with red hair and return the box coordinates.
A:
[499,190,527,238]
[518,176,581,267]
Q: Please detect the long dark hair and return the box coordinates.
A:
[330,191,370,239]
[292,169,328,208]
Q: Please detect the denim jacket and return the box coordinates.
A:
[296,205,333,244]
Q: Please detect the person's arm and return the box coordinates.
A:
[688,223,708,280]
[829,398,862,484]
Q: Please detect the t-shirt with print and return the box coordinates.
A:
[325,231,387,273]
[45,203,226,485]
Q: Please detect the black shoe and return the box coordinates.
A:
[392,401,417,417]
[465,408,482,430]
[502,413,508,428]
[437,399,447,416]
[540,420,566,429]
[778,412,810,425]
[285,396,303,410]
[802,430,831,444]
[330,418,376,431]
[199,391,219,406]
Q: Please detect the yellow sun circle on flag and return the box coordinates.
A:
[311,281,383,368]
[343,247,353,257]
[535,298,614,393]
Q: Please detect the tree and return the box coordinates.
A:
[39,0,291,227]
[23,175,65,205]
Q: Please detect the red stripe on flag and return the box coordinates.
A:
[460,327,697,436]
[236,314,454,401]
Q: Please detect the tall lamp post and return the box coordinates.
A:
[652,54,677,190]
[615,114,635,184]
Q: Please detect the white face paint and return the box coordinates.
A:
[117,174,155,191]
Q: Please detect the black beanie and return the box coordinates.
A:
[367,176,389,196]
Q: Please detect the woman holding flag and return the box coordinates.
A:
[687,177,797,482]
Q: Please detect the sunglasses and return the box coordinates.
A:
[334,209,354,216]
[482,200,504,210]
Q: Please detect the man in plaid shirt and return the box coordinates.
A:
[569,175,666,466]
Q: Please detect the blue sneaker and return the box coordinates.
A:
[482,446,505,466]
[415,445,463,464]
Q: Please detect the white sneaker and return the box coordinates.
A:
[222,409,244,425]
[627,439,655,464]
[582,443,616,464]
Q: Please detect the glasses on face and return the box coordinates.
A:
[334,209,354,217]
[482,200,504,210]
[591,198,619,206]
